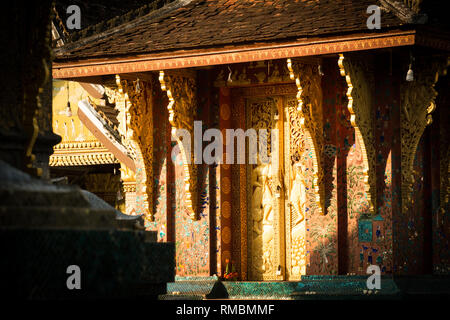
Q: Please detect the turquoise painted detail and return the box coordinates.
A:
[358,219,373,242]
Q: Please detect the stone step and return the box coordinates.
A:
[159,276,450,300]
[159,293,206,300]
[163,277,228,299]
[222,277,401,300]
[393,275,450,298]
[223,281,299,299]
[0,227,174,299]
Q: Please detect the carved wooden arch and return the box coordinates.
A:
[399,55,449,213]
[116,74,155,222]
[287,58,325,215]
[159,70,199,220]
[338,53,376,215]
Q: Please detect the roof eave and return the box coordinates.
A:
[52,28,448,79]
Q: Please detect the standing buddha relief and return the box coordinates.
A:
[251,156,274,274]
[285,99,309,278]
[246,76,321,280]
[248,98,282,280]
[289,163,307,276]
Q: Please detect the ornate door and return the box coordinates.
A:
[246,94,308,281]
[247,96,285,281]
[283,97,308,280]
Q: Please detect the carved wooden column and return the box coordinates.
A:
[338,53,377,215]
[399,54,448,214]
[159,69,199,220]
[118,75,155,222]
[287,58,325,214]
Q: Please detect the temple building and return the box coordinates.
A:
[50,80,122,208]
[51,0,449,287]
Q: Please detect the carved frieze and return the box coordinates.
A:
[50,140,118,166]
[159,70,199,219]
[287,58,325,214]
[214,60,293,87]
[338,53,376,214]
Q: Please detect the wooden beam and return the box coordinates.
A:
[53,30,417,79]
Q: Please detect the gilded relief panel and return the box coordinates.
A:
[284,97,309,279]
[159,70,199,220]
[246,93,317,280]
[247,97,282,280]
[242,84,319,280]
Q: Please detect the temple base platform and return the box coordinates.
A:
[160,275,450,300]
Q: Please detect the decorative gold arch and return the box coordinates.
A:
[338,53,376,215]
[159,70,199,220]
[287,58,325,214]
[399,56,449,213]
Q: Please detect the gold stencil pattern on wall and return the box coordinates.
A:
[222,176,231,194]
[222,226,231,244]
[222,201,231,219]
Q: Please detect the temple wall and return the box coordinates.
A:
[146,71,215,277]
[434,77,450,274]
[146,88,169,241]
[393,72,450,275]
[392,129,429,274]
[172,152,210,276]
[136,54,448,278]
[318,55,397,276]
[306,59,339,275]
[390,54,449,275]
[372,63,396,275]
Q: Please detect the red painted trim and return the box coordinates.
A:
[53,31,416,79]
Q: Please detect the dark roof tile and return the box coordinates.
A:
[55,0,409,61]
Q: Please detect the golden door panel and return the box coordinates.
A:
[246,96,284,281]
[246,94,309,281]
[284,97,308,280]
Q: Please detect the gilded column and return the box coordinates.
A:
[338,53,377,214]
[287,58,325,214]
[399,55,448,213]
[119,75,155,222]
[159,69,199,220]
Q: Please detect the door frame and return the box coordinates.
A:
[229,84,298,281]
